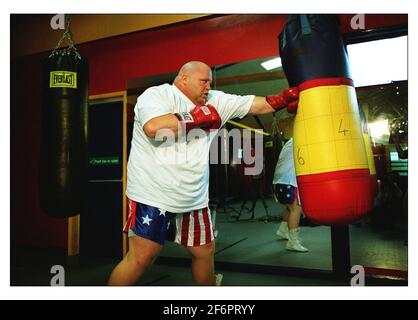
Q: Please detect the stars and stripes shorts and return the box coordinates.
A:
[123,198,215,246]
[274,184,301,206]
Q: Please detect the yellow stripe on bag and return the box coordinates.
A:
[293,85,368,176]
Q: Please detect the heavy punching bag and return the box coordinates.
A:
[40,17,88,218]
[279,14,372,225]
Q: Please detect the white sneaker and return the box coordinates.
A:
[276,222,289,240]
[286,228,308,252]
[286,240,309,252]
[215,273,223,286]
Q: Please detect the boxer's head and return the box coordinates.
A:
[174,61,212,105]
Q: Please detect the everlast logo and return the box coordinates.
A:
[50,71,77,88]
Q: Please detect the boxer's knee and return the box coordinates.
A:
[188,241,215,260]
[127,236,162,270]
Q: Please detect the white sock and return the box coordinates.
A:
[279,221,288,232]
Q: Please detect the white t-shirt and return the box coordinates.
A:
[272,138,298,187]
[126,83,255,213]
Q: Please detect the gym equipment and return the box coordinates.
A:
[237,173,272,222]
[39,15,89,218]
[279,15,372,225]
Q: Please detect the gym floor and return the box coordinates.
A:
[11,198,407,286]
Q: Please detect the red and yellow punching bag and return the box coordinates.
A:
[279,15,373,225]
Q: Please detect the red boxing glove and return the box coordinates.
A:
[176,104,221,134]
[286,99,299,114]
[266,87,299,111]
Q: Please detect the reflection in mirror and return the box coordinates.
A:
[351,82,408,276]
[350,35,408,279]
[209,57,333,271]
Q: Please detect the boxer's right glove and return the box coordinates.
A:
[266,87,299,113]
[175,104,221,134]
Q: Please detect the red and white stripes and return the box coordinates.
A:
[175,208,214,246]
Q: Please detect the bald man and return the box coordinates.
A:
[108,61,298,286]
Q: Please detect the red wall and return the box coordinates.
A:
[11,54,69,248]
[81,15,287,95]
[11,14,407,249]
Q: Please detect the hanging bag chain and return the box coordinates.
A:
[50,14,81,59]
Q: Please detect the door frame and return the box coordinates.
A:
[67,91,128,257]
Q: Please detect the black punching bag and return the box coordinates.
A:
[40,47,88,218]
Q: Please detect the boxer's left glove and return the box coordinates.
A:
[175,104,221,134]
[266,87,299,113]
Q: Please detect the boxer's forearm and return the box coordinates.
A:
[248,87,299,115]
[247,96,276,115]
[142,104,222,139]
[143,114,180,138]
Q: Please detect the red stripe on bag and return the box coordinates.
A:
[298,77,354,91]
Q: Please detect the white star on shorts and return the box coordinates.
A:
[159,209,166,216]
[142,215,152,226]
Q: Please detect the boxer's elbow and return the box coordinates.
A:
[143,114,180,139]
[143,121,157,138]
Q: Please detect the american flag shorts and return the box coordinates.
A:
[274,184,301,206]
[123,198,215,246]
